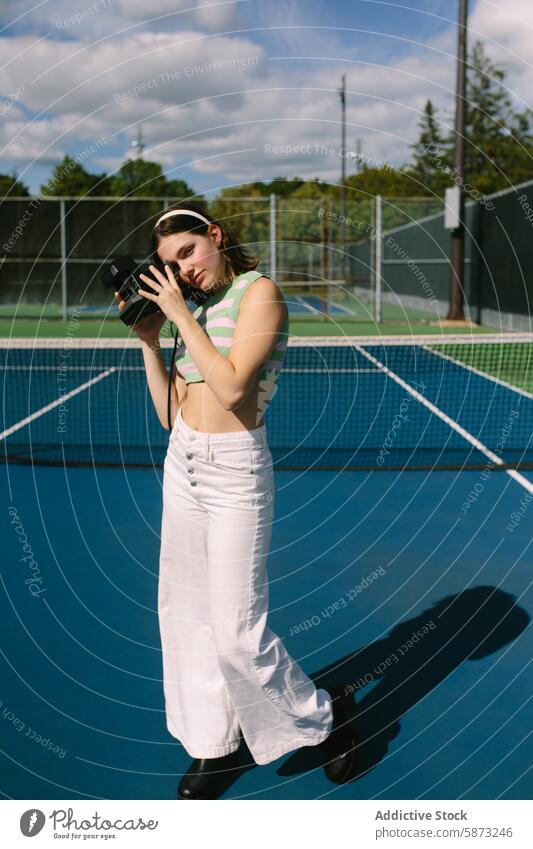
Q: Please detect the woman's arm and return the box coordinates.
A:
[141,338,187,429]
[173,277,287,411]
[113,290,186,430]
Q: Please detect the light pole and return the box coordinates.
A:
[447,0,468,321]
[338,74,347,282]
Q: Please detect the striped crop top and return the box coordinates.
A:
[174,269,290,400]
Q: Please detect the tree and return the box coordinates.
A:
[209,183,267,248]
[109,158,167,197]
[406,41,533,197]
[164,178,198,199]
[408,100,451,195]
[463,41,533,193]
[257,177,305,197]
[346,165,419,198]
[0,171,29,197]
[40,155,113,196]
[291,178,331,199]
[108,158,197,199]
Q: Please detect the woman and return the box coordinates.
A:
[116,202,358,799]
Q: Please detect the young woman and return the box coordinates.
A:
[115,202,358,799]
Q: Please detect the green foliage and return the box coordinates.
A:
[164,178,198,199]
[108,159,197,198]
[37,40,531,213]
[209,184,268,246]
[40,155,113,196]
[108,159,165,197]
[345,166,420,198]
[254,177,306,197]
[407,40,533,197]
[0,171,30,197]
[290,179,331,200]
[39,156,198,200]
[407,100,452,195]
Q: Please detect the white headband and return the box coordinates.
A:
[154,209,211,229]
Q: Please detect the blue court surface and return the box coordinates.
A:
[1,461,531,800]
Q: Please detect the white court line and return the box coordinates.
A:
[292,294,323,315]
[3,365,144,371]
[355,345,533,496]
[3,364,379,374]
[422,344,533,401]
[2,334,531,348]
[282,368,379,373]
[0,368,117,441]
[328,298,356,316]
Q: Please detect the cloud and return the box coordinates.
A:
[120,0,192,15]
[120,0,238,30]
[469,0,533,108]
[2,0,532,192]
[0,27,267,182]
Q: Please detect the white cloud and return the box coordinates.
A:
[121,0,237,30]
[469,0,533,108]
[2,0,531,192]
[120,0,192,15]
[194,1,237,30]
[0,28,267,182]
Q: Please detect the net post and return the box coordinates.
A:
[374,194,382,323]
[269,192,276,280]
[60,199,67,321]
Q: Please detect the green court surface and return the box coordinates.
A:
[0,316,496,339]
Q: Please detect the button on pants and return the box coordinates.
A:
[158,406,333,765]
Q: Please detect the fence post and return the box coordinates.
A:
[269,193,276,280]
[374,194,382,323]
[60,199,67,320]
[321,197,329,284]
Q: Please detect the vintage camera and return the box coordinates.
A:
[100,255,210,326]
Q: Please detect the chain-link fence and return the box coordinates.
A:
[3,186,528,326]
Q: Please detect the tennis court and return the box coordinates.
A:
[1,334,531,799]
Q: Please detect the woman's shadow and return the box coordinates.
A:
[272,585,529,781]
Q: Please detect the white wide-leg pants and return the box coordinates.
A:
[158,406,333,765]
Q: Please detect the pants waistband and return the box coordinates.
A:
[175,406,268,448]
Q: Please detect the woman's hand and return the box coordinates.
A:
[138,264,189,326]
[113,290,167,346]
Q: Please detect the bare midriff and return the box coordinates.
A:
[179,379,265,433]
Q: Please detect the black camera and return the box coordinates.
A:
[100,255,210,326]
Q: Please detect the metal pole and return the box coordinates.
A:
[269,192,276,280]
[60,199,67,321]
[339,74,347,282]
[447,0,468,320]
[322,197,329,285]
[375,195,382,324]
[355,138,362,172]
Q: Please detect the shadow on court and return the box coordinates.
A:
[276,587,529,784]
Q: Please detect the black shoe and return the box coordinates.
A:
[177,748,243,800]
[321,688,359,784]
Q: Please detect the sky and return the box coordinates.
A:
[1,0,532,196]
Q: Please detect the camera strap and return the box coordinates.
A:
[167,323,181,431]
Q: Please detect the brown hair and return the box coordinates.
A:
[151,200,259,285]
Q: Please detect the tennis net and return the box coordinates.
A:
[2,334,532,471]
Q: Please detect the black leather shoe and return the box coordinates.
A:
[177,747,243,800]
[321,688,359,784]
